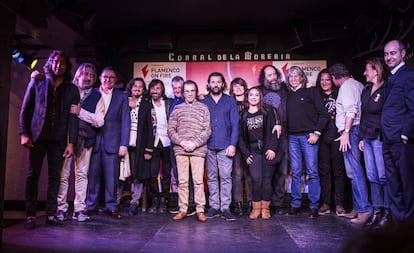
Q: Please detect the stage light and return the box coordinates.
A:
[12,48,25,63]
[29,59,38,69]
[12,48,38,69]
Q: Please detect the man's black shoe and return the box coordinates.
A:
[24,216,36,229]
[233,202,244,216]
[45,216,64,226]
[309,208,319,218]
[287,207,300,216]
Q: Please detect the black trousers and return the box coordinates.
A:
[271,136,288,207]
[318,138,346,207]
[249,144,276,202]
[149,143,171,200]
[383,142,414,220]
[25,140,64,217]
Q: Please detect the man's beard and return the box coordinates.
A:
[210,86,223,95]
[263,79,281,91]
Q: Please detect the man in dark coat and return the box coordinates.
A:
[19,50,80,228]
[125,77,154,215]
[381,40,414,221]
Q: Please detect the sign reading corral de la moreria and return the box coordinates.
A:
[167,52,292,62]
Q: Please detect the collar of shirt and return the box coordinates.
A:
[391,62,405,75]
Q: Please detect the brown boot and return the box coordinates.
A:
[249,201,261,219]
[261,201,271,219]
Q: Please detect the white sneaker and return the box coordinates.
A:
[72,211,90,222]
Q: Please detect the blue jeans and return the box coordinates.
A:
[206,149,233,211]
[288,134,320,209]
[343,126,371,213]
[363,137,390,208]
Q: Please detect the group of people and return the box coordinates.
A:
[19,39,414,229]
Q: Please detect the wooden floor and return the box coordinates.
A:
[1,206,367,253]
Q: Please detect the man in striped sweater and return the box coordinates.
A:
[168,80,211,222]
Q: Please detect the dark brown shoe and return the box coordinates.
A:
[309,208,319,218]
[197,212,207,222]
[172,211,186,220]
[111,210,122,219]
[287,207,300,216]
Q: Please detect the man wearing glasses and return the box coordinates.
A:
[85,67,130,219]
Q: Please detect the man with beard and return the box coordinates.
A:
[148,79,173,214]
[202,72,239,221]
[55,63,105,222]
[19,50,80,228]
[258,65,288,215]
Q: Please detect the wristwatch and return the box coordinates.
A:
[344,128,350,133]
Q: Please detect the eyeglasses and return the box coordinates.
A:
[101,75,116,80]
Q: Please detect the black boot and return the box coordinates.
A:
[233,202,244,216]
[149,197,159,214]
[365,207,383,228]
[158,197,167,213]
[372,208,392,229]
[129,202,138,216]
[246,201,252,215]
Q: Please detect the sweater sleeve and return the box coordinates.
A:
[167,109,181,145]
[193,105,212,148]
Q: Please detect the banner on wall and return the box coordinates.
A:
[134,60,326,98]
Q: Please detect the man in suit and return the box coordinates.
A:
[86,66,130,219]
[382,40,414,221]
[19,50,80,229]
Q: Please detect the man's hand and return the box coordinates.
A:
[272,125,282,138]
[308,133,319,145]
[226,145,236,157]
[246,155,253,165]
[265,149,276,160]
[30,70,44,80]
[118,146,128,157]
[185,142,196,152]
[335,132,351,152]
[144,154,152,160]
[20,134,34,148]
[63,143,74,158]
[70,103,81,115]
[358,140,364,151]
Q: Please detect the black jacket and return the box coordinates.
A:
[19,76,79,148]
[238,106,282,165]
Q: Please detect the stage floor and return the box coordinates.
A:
[1,207,365,253]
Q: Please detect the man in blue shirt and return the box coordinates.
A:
[202,72,239,221]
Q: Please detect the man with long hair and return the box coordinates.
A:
[19,50,80,228]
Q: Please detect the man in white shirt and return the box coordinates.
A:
[56,63,105,222]
[148,79,173,214]
[329,63,372,224]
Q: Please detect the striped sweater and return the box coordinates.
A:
[167,100,211,157]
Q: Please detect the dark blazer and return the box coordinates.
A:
[381,64,414,144]
[94,88,130,154]
[18,76,79,147]
[359,83,384,140]
[132,98,154,182]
